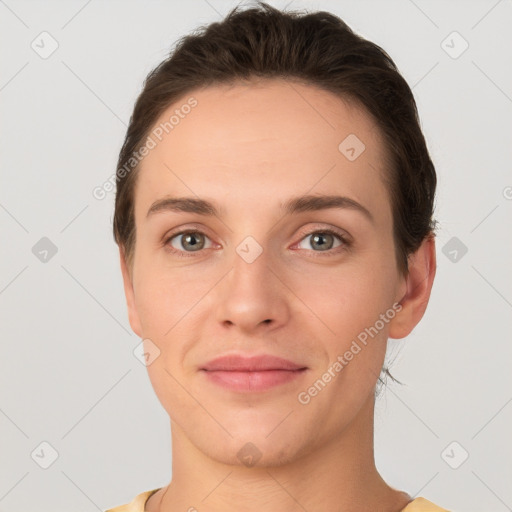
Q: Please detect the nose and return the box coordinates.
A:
[214,244,290,335]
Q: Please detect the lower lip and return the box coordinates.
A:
[202,369,307,392]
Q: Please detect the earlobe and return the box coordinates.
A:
[119,246,143,338]
[388,235,436,339]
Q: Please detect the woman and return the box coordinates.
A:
[107,2,444,511]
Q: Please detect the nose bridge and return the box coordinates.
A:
[231,239,271,291]
[214,236,288,331]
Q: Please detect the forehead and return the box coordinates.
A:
[134,79,391,222]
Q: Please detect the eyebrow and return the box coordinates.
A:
[146,194,373,222]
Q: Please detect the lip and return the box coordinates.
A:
[200,354,308,392]
[202,354,306,372]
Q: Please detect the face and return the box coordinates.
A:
[121,79,416,467]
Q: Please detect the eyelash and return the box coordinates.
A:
[163,228,351,259]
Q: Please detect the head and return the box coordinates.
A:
[114,2,436,467]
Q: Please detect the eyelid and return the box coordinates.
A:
[293,223,352,245]
[162,223,216,243]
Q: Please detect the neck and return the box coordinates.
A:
[153,394,411,512]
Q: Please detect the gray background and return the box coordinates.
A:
[1,0,511,511]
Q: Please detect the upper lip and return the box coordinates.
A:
[201,354,307,372]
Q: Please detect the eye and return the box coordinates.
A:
[295,229,349,253]
[165,230,213,255]
[163,227,350,258]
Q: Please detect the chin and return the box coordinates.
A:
[206,438,304,468]
[188,419,317,469]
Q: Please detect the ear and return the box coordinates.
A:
[119,246,143,338]
[388,235,436,339]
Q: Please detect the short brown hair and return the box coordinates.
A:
[113,1,436,274]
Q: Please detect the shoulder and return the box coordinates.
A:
[105,488,162,512]
[401,497,451,511]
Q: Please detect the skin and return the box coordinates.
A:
[119,79,436,512]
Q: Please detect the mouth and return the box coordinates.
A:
[200,354,308,392]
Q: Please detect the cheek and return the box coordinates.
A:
[133,262,205,336]
[310,271,393,395]
[295,259,396,335]
[296,258,398,394]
